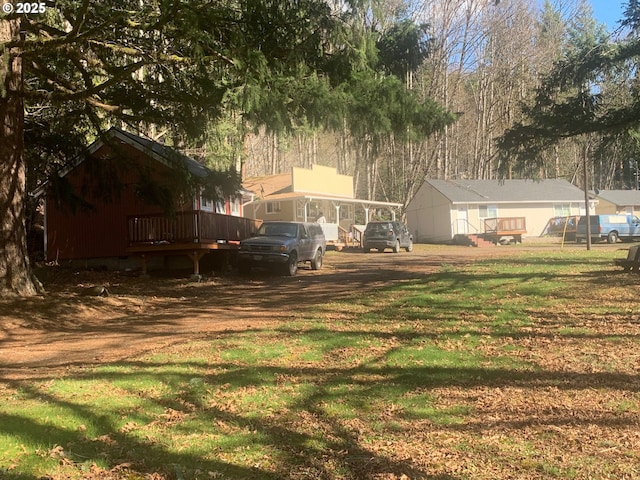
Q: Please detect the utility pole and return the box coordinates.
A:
[583,142,592,251]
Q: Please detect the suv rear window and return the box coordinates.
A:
[366,222,392,233]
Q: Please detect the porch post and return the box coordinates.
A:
[334,204,340,224]
[188,251,206,281]
[364,206,370,225]
[390,209,396,221]
[139,254,149,277]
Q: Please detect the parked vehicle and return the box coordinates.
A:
[576,214,640,244]
[238,221,326,276]
[362,221,413,253]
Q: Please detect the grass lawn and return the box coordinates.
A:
[1,248,639,479]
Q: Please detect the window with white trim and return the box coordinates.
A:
[266,201,281,214]
[296,202,305,220]
[200,196,214,213]
[553,204,571,217]
[230,198,240,216]
[478,205,498,219]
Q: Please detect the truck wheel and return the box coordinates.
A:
[405,241,413,252]
[311,248,323,270]
[393,240,400,253]
[284,252,298,276]
[608,232,619,244]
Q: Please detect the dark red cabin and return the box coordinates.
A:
[40,127,260,275]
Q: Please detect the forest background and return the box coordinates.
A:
[233,0,637,208]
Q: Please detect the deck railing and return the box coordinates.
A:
[483,217,526,234]
[128,211,262,245]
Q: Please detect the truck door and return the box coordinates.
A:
[298,224,312,260]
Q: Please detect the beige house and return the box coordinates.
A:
[243,164,402,245]
[406,179,592,243]
[595,190,640,215]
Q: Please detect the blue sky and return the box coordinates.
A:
[589,0,626,31]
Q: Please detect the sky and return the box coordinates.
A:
[589,0,626,32]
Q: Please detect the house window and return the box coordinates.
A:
[340,205,352,220]
[216,200,226,214]
[296,202,305,220]
[230,198,240,216]
[266,201,281,214]
[479,205,498,219]
[200,196,214,213]
[554,204,571,217]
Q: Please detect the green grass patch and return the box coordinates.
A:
[3,248,639,479]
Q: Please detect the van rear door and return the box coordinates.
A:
[631,216,640,238]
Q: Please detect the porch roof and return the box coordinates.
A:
[244,191,402,209]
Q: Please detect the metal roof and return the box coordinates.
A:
[33,127,219,198]
[110,127,210,178]
[426,179,585,204]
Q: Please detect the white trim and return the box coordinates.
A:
[244,194,402,210]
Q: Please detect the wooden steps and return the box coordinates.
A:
[454,234,496,247]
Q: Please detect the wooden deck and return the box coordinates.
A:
[482,217,527,243]
[126,211,261,276]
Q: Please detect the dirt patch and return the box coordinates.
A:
[0,246,513,379]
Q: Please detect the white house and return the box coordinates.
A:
[406,179,592,243]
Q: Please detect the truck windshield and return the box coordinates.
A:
[258,223,298,237]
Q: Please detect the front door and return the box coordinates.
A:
[456,206,469,235]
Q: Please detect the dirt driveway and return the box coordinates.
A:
[0,244,558,380]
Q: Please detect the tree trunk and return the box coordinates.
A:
[0,19,42,295]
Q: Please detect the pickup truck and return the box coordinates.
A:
[237,221,326,276]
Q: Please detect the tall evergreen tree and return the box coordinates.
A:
[2,0,456,295]
[497,1,640,179]
[0,0,347,295]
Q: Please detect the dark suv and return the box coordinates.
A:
[362,221,413,253]
[238,221,326,276]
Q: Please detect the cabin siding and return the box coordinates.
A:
[43,139,240,261]
[45,146,168,260]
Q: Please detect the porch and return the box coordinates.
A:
[318,223,365,250]
[455,217,527,246]
[482,217,527,243]
[127,211,262,276]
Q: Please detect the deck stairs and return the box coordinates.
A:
[454,233,496,247]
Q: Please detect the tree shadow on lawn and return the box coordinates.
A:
[2,251,639,478]
[3,318,640,480]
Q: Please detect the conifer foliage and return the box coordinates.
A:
[1,0,453,295]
